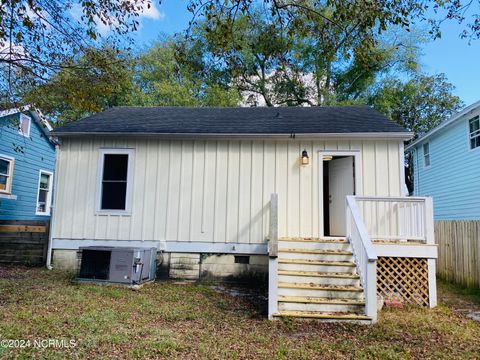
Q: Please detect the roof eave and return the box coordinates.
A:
[0,105,54,132]
[50,131,412,140]
[405,100,480,151]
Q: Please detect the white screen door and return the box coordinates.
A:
[328,157,355,236]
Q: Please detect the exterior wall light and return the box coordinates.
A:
[301,149,309,165]
[323,155,333,161]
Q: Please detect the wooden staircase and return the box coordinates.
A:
[271,237,373,323]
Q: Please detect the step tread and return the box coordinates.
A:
[278,296,365,305]
[279,237,347,243]
[279,248,353,255]
[278,282,364,292]
[273,311,371,320]
[278,270,359,279]
[278,259,356,267]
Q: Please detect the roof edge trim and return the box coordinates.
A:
[50,131,412,140]
[405,100,480,151]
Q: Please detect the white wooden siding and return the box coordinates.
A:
[52,138,403,244]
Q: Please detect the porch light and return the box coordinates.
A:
[323,155,333,161]
[301,149,309,165]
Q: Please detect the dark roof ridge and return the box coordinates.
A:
[52,106,411,137]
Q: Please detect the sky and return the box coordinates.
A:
[118,1,479,106]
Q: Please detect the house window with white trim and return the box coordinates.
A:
[97,149,134,213]
[469,116,480,149]
[423,143,430,167]
[0,155,14,194]
[36,171,53,215]
[18,113,31,137]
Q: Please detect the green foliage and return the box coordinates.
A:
[178,7,425,107]
[24,46,135,125]
[131,39,240,107]
[369,74,464,136]
[0,0,155,107]
[368,73,463,194]
[22,38,241,124]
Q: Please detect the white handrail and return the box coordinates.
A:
[355,196,428,202]
[346,195,434,322]
[346,196,377,261]
[346,195,378,322]
[355,196,433,243]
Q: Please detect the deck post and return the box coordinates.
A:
[268,193,279,319]
[268,257,278,319]
[268,193,278,257]
[365,260,378,323]
[425,197,435,245]
[428,258,437,308]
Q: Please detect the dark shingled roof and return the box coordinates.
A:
[52,106,409,136]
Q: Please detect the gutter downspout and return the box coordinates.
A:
[46,144,60,270]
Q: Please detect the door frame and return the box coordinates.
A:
[317,150,362,238]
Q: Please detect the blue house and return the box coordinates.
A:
[0,107,56,220]
[406,100,480,220]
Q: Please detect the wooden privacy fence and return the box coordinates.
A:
[435,220,480,288]
[0,220,49,265]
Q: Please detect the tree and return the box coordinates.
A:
[132,39,240,107]
[369,74,464,136]
[22,39,240,123]
[368,73,464,193]
[23,46,134,125]
[177,8,423,107]
[185,1,480,43]
[0,0,157,107]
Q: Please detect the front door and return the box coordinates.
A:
[328,157,355,236]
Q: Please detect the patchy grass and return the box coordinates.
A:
[0,267,479,359]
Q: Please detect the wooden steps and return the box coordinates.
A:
[273,311,371,321]
[278,283,363,292]
[278,270,359,279]
[272,236,371,323]
[279,248,353,255]
[278,296,364,305]
[278,259,356,267]
[279,237,348,243]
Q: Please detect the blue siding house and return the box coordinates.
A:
[0,107,56,220]
[406,101,480,220]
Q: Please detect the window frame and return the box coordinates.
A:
[423,142,431,168]
[18,113,31,138]
[96,148,135,215]
[0,154,14,194]
[35,170,53,216]
[468,115,480,151]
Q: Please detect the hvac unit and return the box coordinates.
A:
[77,246,157,284]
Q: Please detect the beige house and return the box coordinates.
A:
[49,106,437,323]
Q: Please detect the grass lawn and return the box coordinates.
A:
[0,266,479,359]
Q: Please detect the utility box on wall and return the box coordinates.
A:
[77,246,157,285]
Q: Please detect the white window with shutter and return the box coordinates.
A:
[469,116,480,150]
[18,113,31,137]
[0,155,14,194]
[36,170,53,215]
[423,143,430,167]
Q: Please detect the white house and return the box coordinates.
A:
[49,106,437,323]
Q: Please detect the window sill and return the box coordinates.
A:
[0,193,17,200]
[95,210,131,216]
[35,212,50,216]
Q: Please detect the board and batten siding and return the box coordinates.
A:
[52,137,403,245]
[413,106,480,220]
